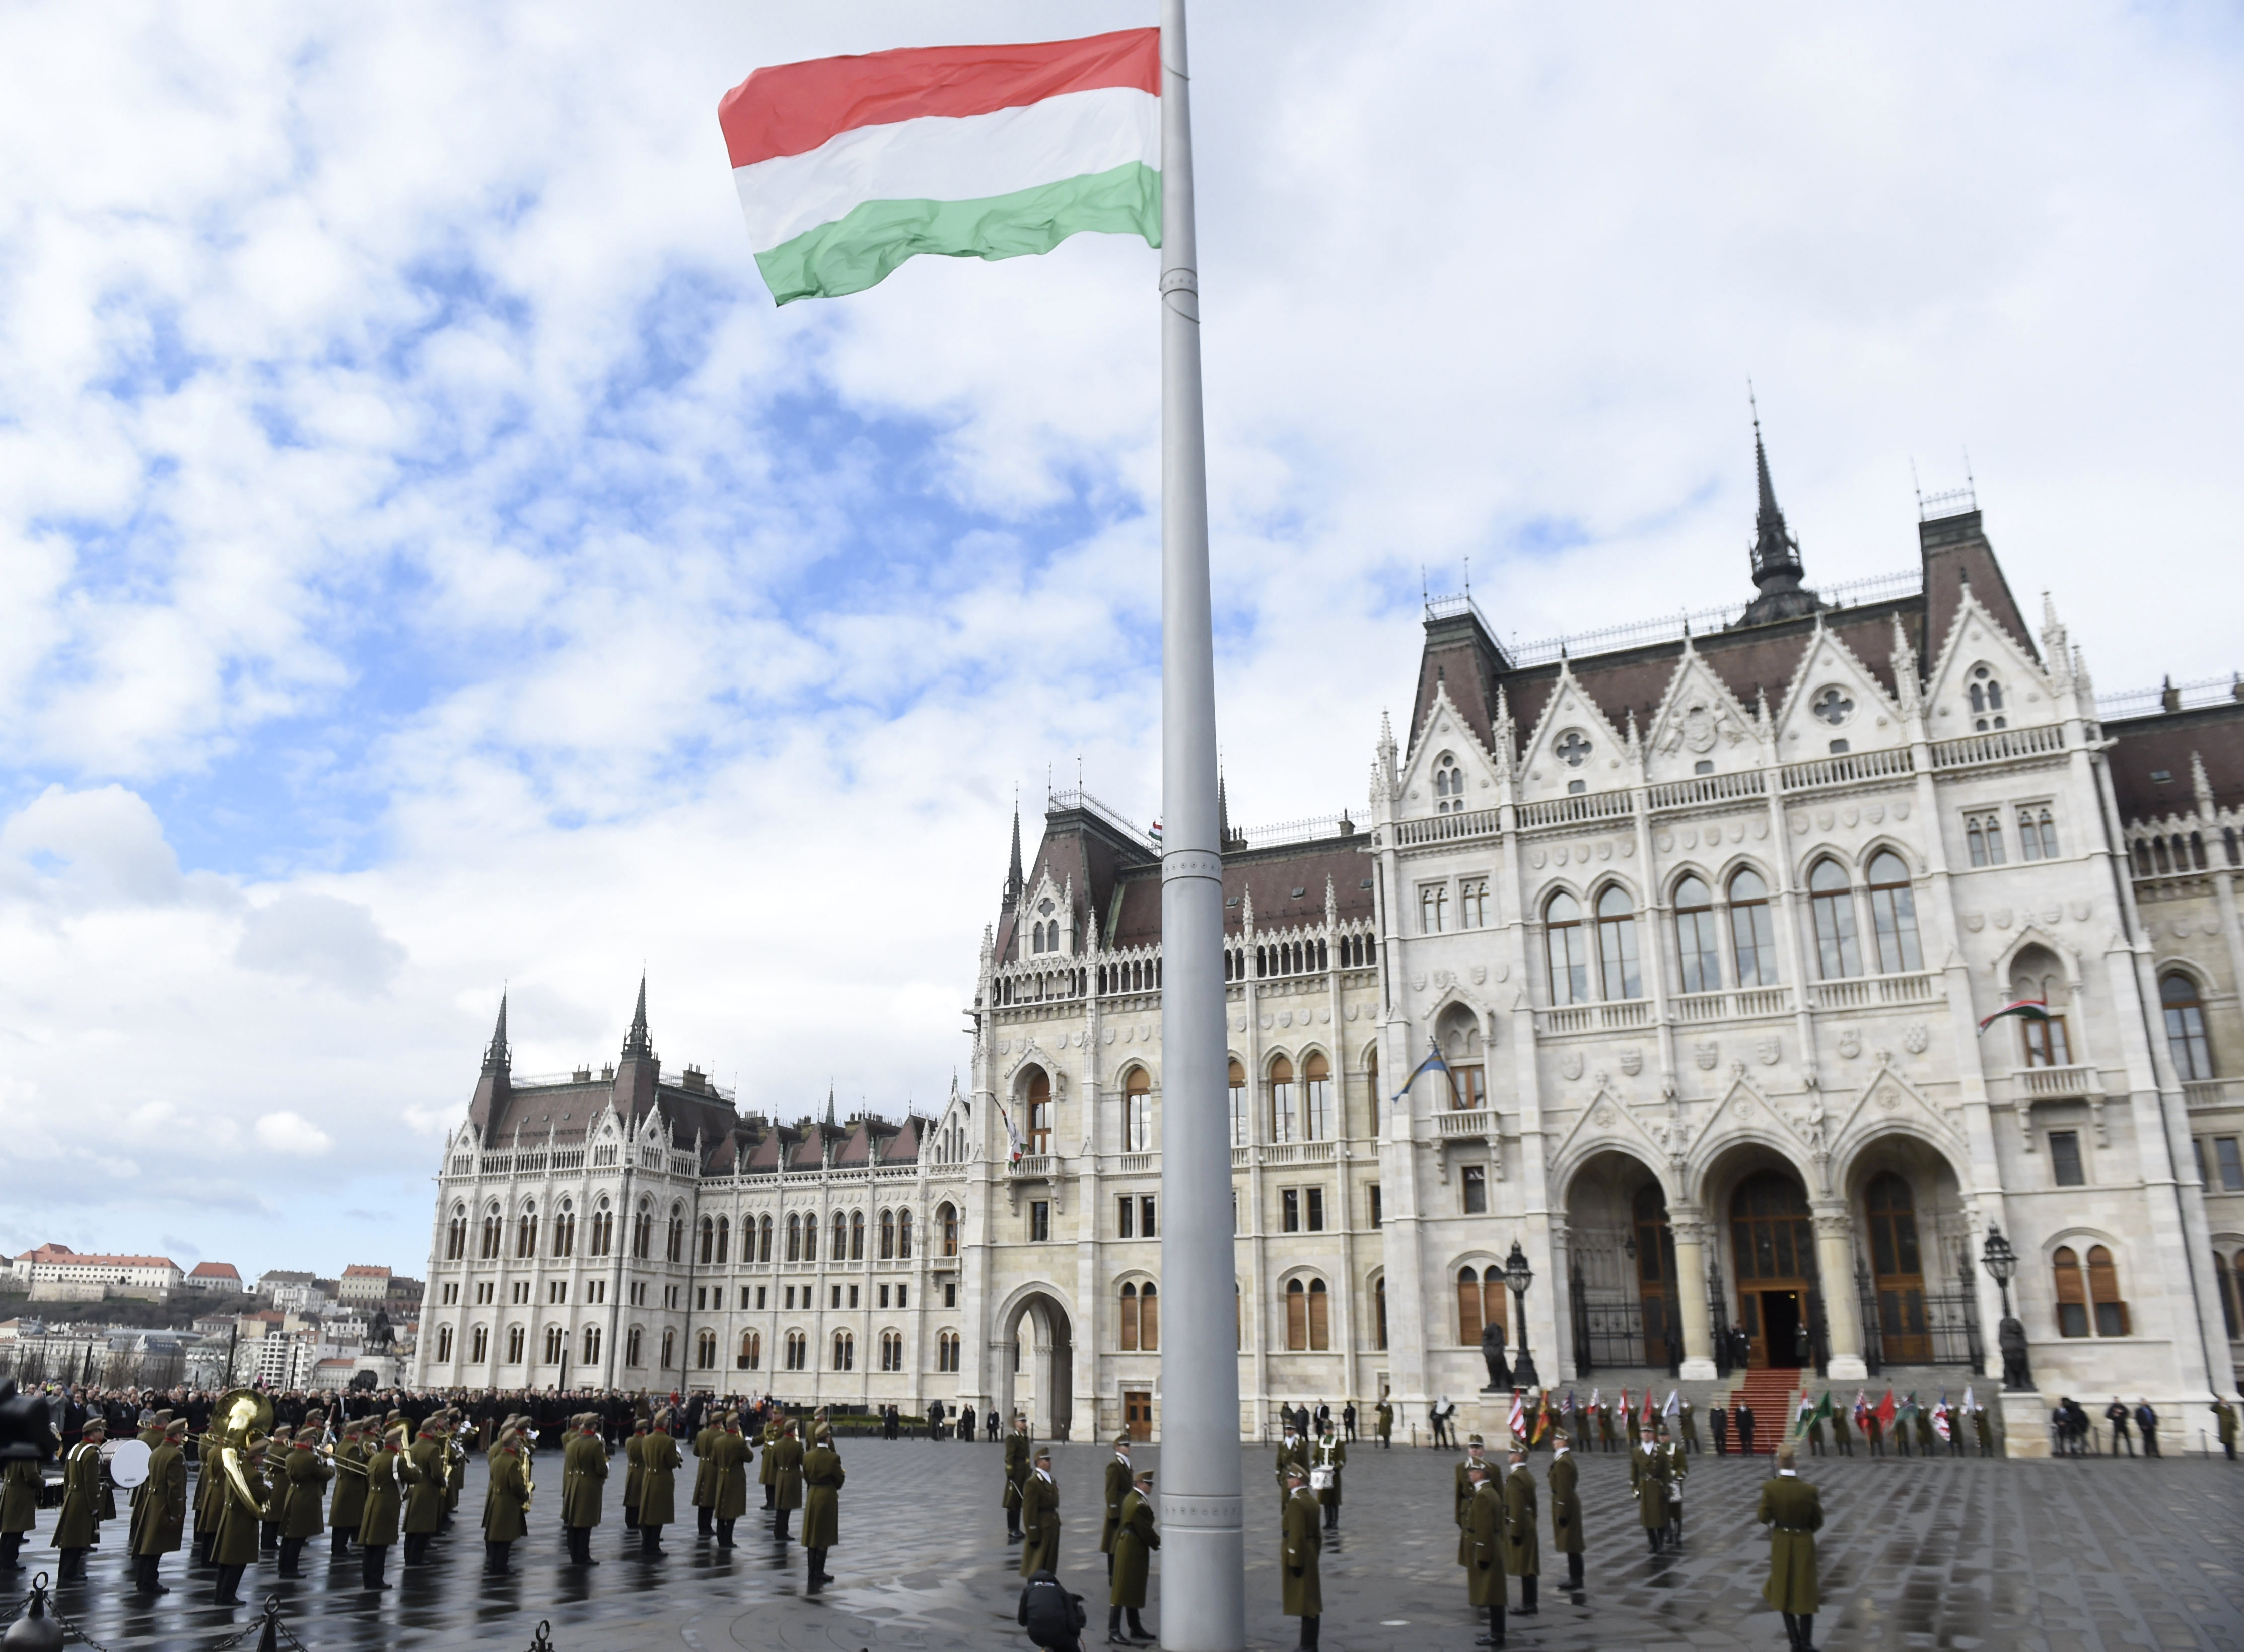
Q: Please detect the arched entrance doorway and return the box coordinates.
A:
[1000,1289,1075,1441]
[1845,1132,1978,1372]
[1563,1151,1677,1375]
[1729,1169,1816,1369]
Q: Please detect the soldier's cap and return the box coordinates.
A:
[82,1418,107,1435]
[1775,1444,1797,1467]
[1112,1434,1131,1448]
[164,1417,188,1436]
[1550,1430,1570,1446]
[1466,1434,1484,1448]
[1466,1460,1490,1478]
[1134,1470,1154,1484]
[1284,1466,1307,1481]
[1508,1437,1527,1456]
[633,1417,650,1430]
[385,1424,410,1444]
[814,1426,832,1444]
[499,1428,524,1449]
[271,1425,295,1443]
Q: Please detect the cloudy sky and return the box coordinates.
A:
[1,2,2236,1284]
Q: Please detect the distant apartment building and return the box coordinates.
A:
[337,1265,391,1306]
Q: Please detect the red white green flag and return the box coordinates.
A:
[1977,997,2050,1034]
[719,29,1162,305]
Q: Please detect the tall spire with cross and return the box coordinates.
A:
[1004,797,1025,908]
[1736,388,1825,626]
[482,992,510,1073]
[620,972,652,1061]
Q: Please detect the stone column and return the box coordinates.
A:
[1811,1203,1866,1380]
[1669,1208,1717,1380]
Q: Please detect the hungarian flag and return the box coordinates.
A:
[1977,996,2051,1034]
[1876,1389,1897,1428]
[1507,1388,1526,1443]
[721,29,1162,304]
[1615,1387,1628,1421]
[996,1098,1025,1166]
[1933,1396,1951,1441]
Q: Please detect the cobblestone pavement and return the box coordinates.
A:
[6,1436,2241,1651]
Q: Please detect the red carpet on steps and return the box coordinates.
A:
[1727,1366,1804,1453]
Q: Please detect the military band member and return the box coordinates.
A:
[1659,1425,1688,1545]
[692,1412,721,1537]
[1757,1444,1822,1652]
[709,1413,750,1550]
[802,1424,844,1591]
[1463,1461,1504,1649]
[260,1424,292,1554]
[562,1413,609,1568]
[1281,1465,1323,1650]
[1003,1413,1032,1542]
[1276,1421,1309,1512]
[1,1443,40,1572]
[278,1424,333,1577]
[444,1411,469,1517]
[1630,1428,1669,1553]
[330,1420,369,1555]
[1502,1440,1539,1618]
[1312,1424,1347,1530]
[128,1415,189,1595]
[1547,1430,1583,1593]
[358,1423,407,1592]
[1109,1468,1158,1644]
[759,1414,782,1508]
[191,1422,226,1568]
[1375,1391,1395,1450]
[482,1426,530,1575]
[638,1409,684,1557]
[1454,1435,1489,1568]
[211,1433,274,1607]
[1019,1447,1062,1578]
[51,1413,105,1583]
[402,1417,446,1565]
[1101,1436,1133,1578]
[769,1419,805,1542]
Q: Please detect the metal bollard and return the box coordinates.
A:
[527,1619,556,1651]
[256,1596,284,1652]
[4,1572,66,1652]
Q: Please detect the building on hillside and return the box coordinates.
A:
[185,1262,243,1294]
[255,1270,315,1299]
[337,1266,391,1306]
[10,1245,184,1302]
[418,433,2244,1436]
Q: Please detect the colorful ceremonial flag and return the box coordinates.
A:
[721,28,1163,304]
[1853,1389,1869,1427]
[1876,1389,1897,1427]
[1977,996,2051,1034]
[1794,1392,1833,1437]
[1933,1396,1952,1441]
[1663,1390,1680,1417]
[997,1098,1024,1166]
[1562,1390,1577,1418]
[1899,1391,1921,1422]
[1587,1387,1600,1413]
[1961,1384,1975,1414]
[1391,1037,1457,1105]
[1642,1388,1657,1430]
[1534,1394,1553,1444]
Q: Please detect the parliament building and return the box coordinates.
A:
[416,435,2244,1442]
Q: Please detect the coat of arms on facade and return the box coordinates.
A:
[1559,1051,1584,1081]
[1619,1048,1643,1077]
[1836,1029,1862,1060]
[1754,1035,1781,1066]
[1694,1040,1718,1070]
[1903,1024,1930,1055]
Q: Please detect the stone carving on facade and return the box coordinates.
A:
[1559,1050,1584,1082]
[1755,1035,1781,1066]
[1695,1040,1719,1070]
[1837,1029,1861,1060]
[1962,913,1984,932]
[1620,1048,1643,1076]
[1903,1024,1930,1055]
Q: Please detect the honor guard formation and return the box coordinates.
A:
[1,1379,2237,1650]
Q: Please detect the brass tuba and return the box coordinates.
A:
[206,1388,275,1508]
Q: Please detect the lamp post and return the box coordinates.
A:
[1505,1240,1539,1391]
[1980,1224,2031,1391]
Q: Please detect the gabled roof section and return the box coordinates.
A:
[1408,599,1512,760]
[1921,508,2036,669]
[999,798,1157,963]
[1101,832,1377,950]
[2107,698,2244,822]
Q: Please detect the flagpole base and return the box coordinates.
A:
[1826,1356,1868,1383]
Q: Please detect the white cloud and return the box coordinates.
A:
[236,893,407,997]
[253,1112,333,1156]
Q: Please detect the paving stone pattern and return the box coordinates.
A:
[7,1436,2240,1651]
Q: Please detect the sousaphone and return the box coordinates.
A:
[206,1388,275,1506]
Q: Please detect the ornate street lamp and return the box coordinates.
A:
[1981,1224,2031,1391]
[1505,1240,1539,1390]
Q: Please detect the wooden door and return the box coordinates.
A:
[1123,1390,1153,1442]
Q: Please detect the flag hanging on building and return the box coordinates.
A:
[1977,996,2051,1034]
[1390,1037,1455,1104]
[996,1098,1025,1166]
[720,28,1162,304]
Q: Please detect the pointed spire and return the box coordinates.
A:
[824,1086,838,1129]
[1005,798,1025,907]
[1738,391,1822,626]
[620,972,652,1061]
[1219,770,1232,849]
[482,992,511,1072]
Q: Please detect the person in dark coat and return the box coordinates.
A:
[1280,1466,1323,1649]
[1020,1566,1087,1652]
[1108,1469,1158,1644]
[1547,1431,1583,1592]
[1711,1406,1730,1456]
[2135,1401,2161,1457]
[1736,1403,1757,1457]
[129,1417,190,1595]
[1020,1449,1063,1577]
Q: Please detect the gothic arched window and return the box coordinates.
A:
[1595,886,1641,999]
[1808,859,1862,979]
[1674,875,1720,994]
[1866,850,1922,973]
[2162,973,2214,1080]
[1545,892,1588,1004]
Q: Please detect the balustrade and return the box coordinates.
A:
[2014,1063,2100,1099]
[1930,723,2065,769]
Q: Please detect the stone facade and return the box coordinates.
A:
[417,453,2244,1434]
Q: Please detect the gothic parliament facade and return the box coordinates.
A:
[417,437,2244,1440]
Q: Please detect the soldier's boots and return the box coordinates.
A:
[362,1544,390,1591]
[56,1547,87,1583]
[698,1506,715,1536]
[716,1520,737,1550]
[774,1510,792,1542]
[1474,1603,1504,1647]
[0,1532,22,1569]
[1127,1611,1154,1642]
[1517,1576,1538,1615]
[331,1527,352,1556]
[134,1553,169,1595]
[278,1536,305,1577]
[641,1525,665,1557]
[1566,1552,1584,1591]
[211,1562,247,1606]
[806,1547,828,1589]
[763,1485,776,1509]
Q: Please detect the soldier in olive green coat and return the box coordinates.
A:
[277,1430,333,1577]
[758,1417,782,1507]
[1658,1427,1689,1546]
[1503,1443,1540,1616]
[1018,1448,1062,1578]
[481,1429,531,1574]
[1757,1444,1822,1651]
[562,1415,609,1569]
[1547,1432,1583,1592]
[1101,1437,1134,1575]
[1375,1395,1394,1449]
[769,1421,805,1541]
[1453,1435,1490,1566]
[1003,1415,1031,1541]
[801,1427,844,1590]
[2,1451,42,1572]
[402,1422,446,1565]
[623,1418,649,1534]
[2213,1398,2237,1461]
[708,1415,751,1549]
[358,1424,406,1593]
[692,1417,721,1536]
[129,1418,189,1595]
[638,1412,684,1556]
[49,1415,105,1582]
[1108,1468,1159,1641]
[209,1438,274,1607]
[1280,1467,1323,1646]
[1630,1435,1669,1552]
[1463,1462,1504,1647]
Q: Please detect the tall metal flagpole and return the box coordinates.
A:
[1157,3,1245,1648]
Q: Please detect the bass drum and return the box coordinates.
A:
[103,1437,153,1490]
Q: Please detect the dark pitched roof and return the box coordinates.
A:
[2106,698,2244,822]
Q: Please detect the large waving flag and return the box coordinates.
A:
[721,29,1162,304]
[1390,1037,1458,1105]
[1932,1396,1951,1441]
[996,1098,1025,1166]
[1977,996,2050,1034]
[1876,1388,1897,1428]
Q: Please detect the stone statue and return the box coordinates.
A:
[1479,1320,1512,1392]
[1997,1316,2031,1391]
[368,1306,395,1352]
